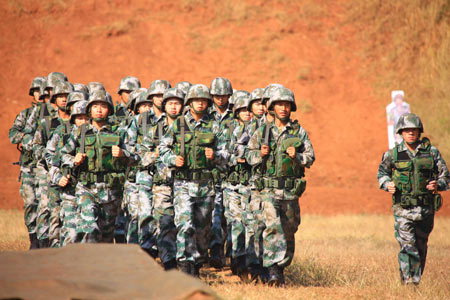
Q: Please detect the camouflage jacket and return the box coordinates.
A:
[114,103,132,126]
[9,104,36,171]
[22,103,58,152]
[209,103,234,125]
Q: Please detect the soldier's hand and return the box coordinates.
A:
[426,180,438,192]
[387,181,396,194]
[74,153,86,166]
[237,158,246,163]
[261,145,270,157]
[155,146,159,157]
[175,156,185,167]
[58,175,70,187]
[112,145,124,157]
[286,146,296,159]
[205,147,214,160]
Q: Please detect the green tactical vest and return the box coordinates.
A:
[262,122,305,179]
[173,116,215,178]
[392,138,435,206]
[150,120,169,185]
[227,123,251,185]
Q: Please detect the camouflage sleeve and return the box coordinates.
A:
[158,123,177,168]
[48,165,63,185]
[21,105,39,151]
[295,126,315,168]
[44,125,63,168]
[32,122,47,162]
[60,129,80,168]
[431,146,450,191]
[246,126,264,166]
[121,117,140,163]
[377,149,394,191]
[9,108,29,144]
[139,127,158,168]
[212,120,229,169]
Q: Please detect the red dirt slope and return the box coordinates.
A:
[0,0,447,215]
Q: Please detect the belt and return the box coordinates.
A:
[263,177,295,189]
[175,169,211,181]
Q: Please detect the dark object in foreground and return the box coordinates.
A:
[0,243,217,300]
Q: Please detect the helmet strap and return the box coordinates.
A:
[167,112,180,119]
[253,112,264,119]
[153,103,162,110]
[275,112,289,122]
[92,117,108,122]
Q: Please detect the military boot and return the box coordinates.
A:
[38,238,49,249]
[191,263,201,278]
[236,255,250,283]
[249,263,261,283]
[209,244,224,269]
[29,233,39,250]
[163,259,177,271]
[177,261,191,275]
[268,265,282,287]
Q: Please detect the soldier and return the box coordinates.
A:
[246,86,315,286]
[72,83,89,94]
[30,80,74,248]
[60,90,134,243]
[56,100,90,246]
[377,113,449,285]
[159,84,228,277]
[87,82,106,95]
[139,87,185,270]
[174,81,192,95]
[208,77,234,269]
[115,76,141,126]
[248,88,266,124]
[9,76,46,249]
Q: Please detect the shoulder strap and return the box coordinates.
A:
[180,115,185,157]
[44,117,51,140]
[142,112,148,138]
[65,121,71,135]
[263,122,271,146]
[157,121,163,140]
[79,124,87,154]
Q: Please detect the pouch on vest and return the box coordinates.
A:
[393,161,412,193]
[280,137,303,153]
[292,178,307,197]
[84,135,96,171]
[99,135,121,171]
[434,193,442,211]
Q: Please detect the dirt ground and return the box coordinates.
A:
[0,0,448,215]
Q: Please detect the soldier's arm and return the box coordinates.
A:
[44,125,63,168]
[431,146,450,191]
[294,127,315,168]
[213,121,231,167]
[21,105,39,151]
[158,123,177,168]
[31,123,46,162]
[9,108,29,144]
[60,130,79,168]
[119,118,139,163]
[139,128,158,168]
[245,127,264,166]
[377,150,394,191]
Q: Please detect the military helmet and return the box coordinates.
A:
[72,83,89,94]
[233,94,251,118]
[174,81,192,95]
[29,76,46,96]
[133,89,154,114]
[261,83,284,106]
[117,76,141,94]
[128,88,148,112]
[148,79,171,97]
[46,72,68,89]
[162,88,185,113]
[70,100,89,124]
[86,90,114,116]
[210,77,233,96]
[267,86,297,112]
[39,80,49,100]
[230,90,250,108]
[87,82,106,94]
[395,113,423,134]
[66,91,89,111]
[247,88,264,111]
[50,81,74,103]
[185,84,213,107]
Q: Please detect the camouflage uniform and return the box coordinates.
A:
[159,84,228,275]
[377,113,450,285]
[246,86,315,285]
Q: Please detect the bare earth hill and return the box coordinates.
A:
[1,0,448,215]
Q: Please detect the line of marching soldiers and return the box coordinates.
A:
[9,72,315,286]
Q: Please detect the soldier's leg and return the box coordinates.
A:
[279,200,301,268]
[98,197,121,243]
[209,182,225,267]
[76,184,101,243]
[153,184,177,268]
[194,192,215,267]
[35,167,50,247]
[124,182,139,244]
[114,204,127,244]
[394,214,421,284]
[248,189,266,280]
[415,213,434,276]
[60,191,78,247]
[19,171,39,249]
[138,185,158,257]
[48,186,62,248]
[227,187,246,259]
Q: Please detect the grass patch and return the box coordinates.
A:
[285,257,342,287]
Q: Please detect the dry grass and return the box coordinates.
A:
[1,211,449,299]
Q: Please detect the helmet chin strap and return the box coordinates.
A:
[153,103,162,110]
[92,117,108,122]
[275,113,289,122]
[192,108,207,114]
[215,103,228,109]
[253,112,264,119]
[167,112,180,119]
[58,104,68,113]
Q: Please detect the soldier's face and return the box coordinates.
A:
[213,95,229,107]
[238,108,252,122]
[401,128,420,144]
[137,103,152,114]
[55,94,68,108]
[165,98,183,116]
[273,101,292,119]
[190,98,208,112]
[91,102,109,119]
[251,100,265,116]
[152,94,164,108]
[74,115,89,126]
[32,90,40,102]
[121,91,131,103]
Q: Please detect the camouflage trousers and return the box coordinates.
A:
[137,171,157,252]
[123,181,139,244]
[153,184,177,263]
[75,182,121,243]
[223,183,251,259]
[59,187,78,246]
[19,170,38,234]
[261,189,301,268]
[247,188,265,266]
[47,185,62,248]
[35,166,50,241]
[210,182,226,256]
[174,179,214,264]
[393,205,434,284]
[114,208,127,243]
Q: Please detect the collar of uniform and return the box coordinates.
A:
[88,120,113,132]
[185,110,211,126]
[210,103,232,116]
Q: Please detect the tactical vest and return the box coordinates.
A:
[173,116,215,181]
[227,123,251,185]
[77,124,125,187]
[392,138,435,207]
[150,120,168,185]
[258,121,306,193]
[19,106,35,167]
